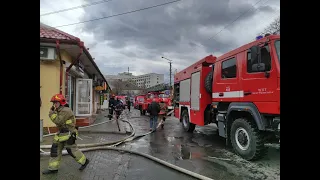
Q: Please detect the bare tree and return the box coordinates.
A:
[259,16,280,35]
[112,80,123,95]
[126,79,136,85]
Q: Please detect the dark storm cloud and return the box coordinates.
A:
[79,0,279,77]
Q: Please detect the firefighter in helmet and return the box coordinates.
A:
[108,94,116,120]
[42,94,89,174]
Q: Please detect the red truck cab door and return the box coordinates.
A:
[240,43,279,114]
[213,56,242,102]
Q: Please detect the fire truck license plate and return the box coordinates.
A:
[167,106,173,109]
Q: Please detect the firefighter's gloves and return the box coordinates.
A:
[49,110,58,121]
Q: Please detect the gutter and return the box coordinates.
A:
[40,38,78,45]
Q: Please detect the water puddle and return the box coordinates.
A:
[174,144,203,160]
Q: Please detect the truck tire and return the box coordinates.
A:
[230,118,268,161]
[181,110,195,132]
[205,71,213,94]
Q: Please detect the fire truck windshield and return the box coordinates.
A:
[275,40,280,62]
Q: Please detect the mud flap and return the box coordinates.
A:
[217,114,226,138]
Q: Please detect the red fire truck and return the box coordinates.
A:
[173,34,280,160]
[134,95,145,109]
[158,93,173,114]
[138,91,173,115]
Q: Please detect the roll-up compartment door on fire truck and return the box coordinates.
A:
[191,71,200,111]
[179,79,190,102]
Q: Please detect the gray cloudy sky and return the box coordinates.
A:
[40,0,280,83]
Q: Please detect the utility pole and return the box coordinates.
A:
[169,60,172,89]
[161,56,173,89]
[128,67,129,74]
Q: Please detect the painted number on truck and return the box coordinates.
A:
[252,88,274,95]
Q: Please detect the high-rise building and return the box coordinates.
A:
[105,72,164,88]
[131,73,164,88]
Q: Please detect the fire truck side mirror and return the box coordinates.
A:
[249,45,260,64]
[252,63,266,72]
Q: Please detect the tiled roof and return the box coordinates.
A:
[40,22,80,41]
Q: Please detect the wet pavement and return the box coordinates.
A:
[120,110,280,180]
[40,108,280,180]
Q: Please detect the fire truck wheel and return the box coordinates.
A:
[181,110,195,132]
[205,71,213,94]
[230,118,268,161]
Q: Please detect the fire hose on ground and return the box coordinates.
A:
[40,110,214,180]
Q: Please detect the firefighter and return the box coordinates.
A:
[116,97,124,109]
[158,101,167,129]
[126,97,131,112]
[42,94,89,175]
[108,94,116,120]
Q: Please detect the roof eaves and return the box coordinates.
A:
[83,48,110,91]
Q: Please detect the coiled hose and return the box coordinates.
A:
[40,111,214,180]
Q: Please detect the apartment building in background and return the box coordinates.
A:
[105,72,164,88]
[105,72,133,81]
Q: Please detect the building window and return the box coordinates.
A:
[221,57,237,79]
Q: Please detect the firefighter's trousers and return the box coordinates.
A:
[48,133,87,170]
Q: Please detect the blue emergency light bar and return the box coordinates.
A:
[256,35,263,40]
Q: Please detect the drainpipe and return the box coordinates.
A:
[56,40,63,94]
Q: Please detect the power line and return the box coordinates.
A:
[54,0,182,28]
[207,0,266,42]
[185,0,269,53]
[40,0,114,16]
[206,0,276,53]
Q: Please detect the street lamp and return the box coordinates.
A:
[161,56,173,89]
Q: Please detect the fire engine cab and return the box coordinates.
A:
[173,35,280,160]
